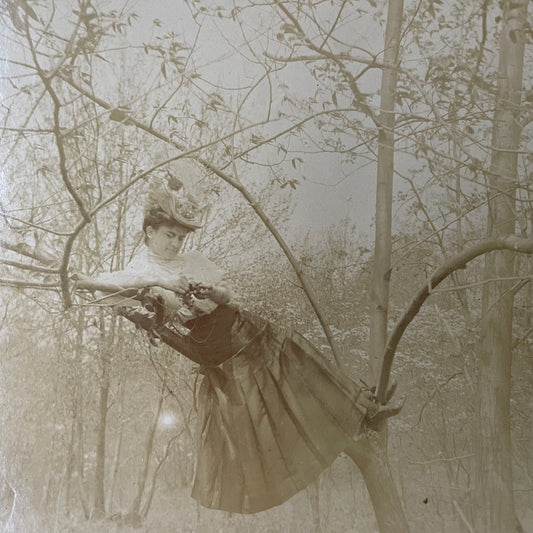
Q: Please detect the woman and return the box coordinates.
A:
[78,176,401,514]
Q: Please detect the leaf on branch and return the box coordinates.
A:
[17,0,39,22]
[281,24,302,36]
[291,157,303,169]
[5,2,24,31]
[36,165,52,176]
[80,72,92,86]
[280,179,300,190]
[109,108,133,124]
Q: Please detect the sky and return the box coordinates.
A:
[0,0,398,239]
[120,0,388,236]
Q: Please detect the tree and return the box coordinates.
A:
[349,2,411,532]
[475,1,530,531]
[2,1,533,531]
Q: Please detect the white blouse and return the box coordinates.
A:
[94,249,225,321]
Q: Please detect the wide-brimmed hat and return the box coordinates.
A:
[144,174,204,229]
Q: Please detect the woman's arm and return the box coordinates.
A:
[74,272,189,295]
[203,283,232,305]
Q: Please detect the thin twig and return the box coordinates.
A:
[0,259,59,274]
[410,372,462,429]
[1,239,58,266]
[0,277,59,289]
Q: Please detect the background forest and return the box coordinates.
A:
[0,0,532,532]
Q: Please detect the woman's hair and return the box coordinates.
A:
[142,208,193,243]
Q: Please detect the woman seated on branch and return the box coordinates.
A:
[77,175,402,514]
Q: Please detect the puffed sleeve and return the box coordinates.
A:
[181,251,225,285]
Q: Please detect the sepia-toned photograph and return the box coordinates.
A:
[0,1,532,532]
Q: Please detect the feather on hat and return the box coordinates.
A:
[144,174,204,229]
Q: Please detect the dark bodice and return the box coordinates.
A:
[122,304,270,367]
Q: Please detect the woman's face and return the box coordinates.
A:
[145,224,190,260]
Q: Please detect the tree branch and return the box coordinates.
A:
[23,12,91,307]
[272,0,380,126]
[1,239,58,266]
[57,74,345,365]
[0,259,59,274]
[0,278,59,289]
[376,235,533,401]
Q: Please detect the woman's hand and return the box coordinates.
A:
[198,284,231,305]
[190,297,218,315]
[141,286,184,315]
[156,276,190,295]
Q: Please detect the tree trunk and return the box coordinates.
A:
[93,366,110,519]
[76,410,90,520]
[352,2,410,532]
[64,417,76,518]
[131,380,166,516]
[105,378,126,513]
[474,1,528,531]
[74,309,90,519]
[306,480,321,533]
[368,0,402,383]
[92,311,112,519]
[345,439,407,533]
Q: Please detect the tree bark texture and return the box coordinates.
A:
[474,1,528,531]
[92,312,113,518]
[345,439,408,533]
[131,381,165,516]
[369,0,403,386]
[357,2,411,533]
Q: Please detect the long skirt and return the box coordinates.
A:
[190,318,371,514]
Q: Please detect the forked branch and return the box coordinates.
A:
[376,235,533,402]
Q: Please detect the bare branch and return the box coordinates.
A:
[272,0,380,126]
[376,235,533,401]
[513,326,533,350]
[410,372,462,429]
[0,259,59,274]
[1,239,58,266]
[22,11,92,307]
[0,277,59,289]
[319,0,348,50]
